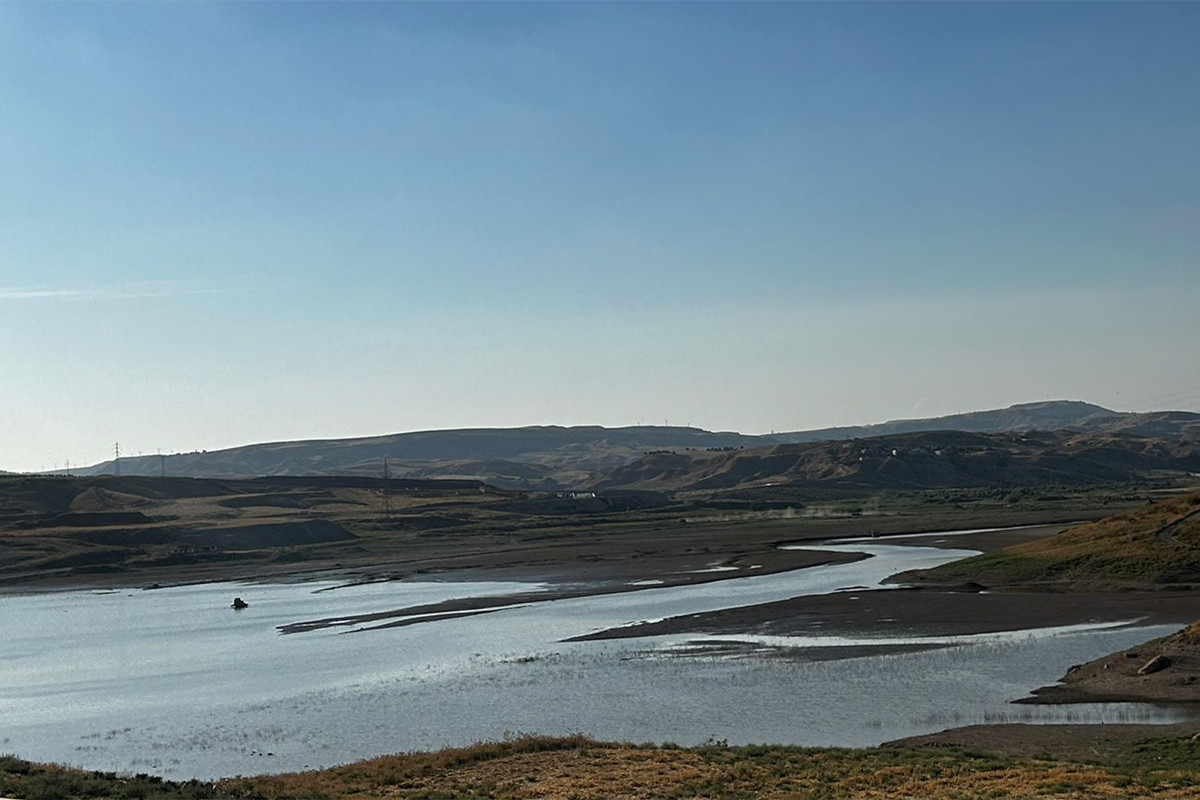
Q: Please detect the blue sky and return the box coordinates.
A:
[1,2,1198,471]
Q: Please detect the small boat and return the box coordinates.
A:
[231,597,249,610]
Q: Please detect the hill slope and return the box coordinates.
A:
[777,403,1200,444]
[1072,410,1200,440]
[774,401,1121,442]
[908,491,1200,588]
[71,426,764,488]
[51,401,1200,487]
[593,430,1200,493]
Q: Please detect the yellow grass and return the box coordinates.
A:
[220,737,1200,800]
[919,491,1200,586]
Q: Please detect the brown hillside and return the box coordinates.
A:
[909,492,1200,588]
[592,431,1200,492]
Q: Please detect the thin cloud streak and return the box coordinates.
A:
[0,282,242,302]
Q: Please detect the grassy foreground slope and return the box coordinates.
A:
[5,736,1200,800]
[909,491,1200,587]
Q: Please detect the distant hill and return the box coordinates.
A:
[776,402,1200,444]
[774,401,1121,443]
[591,430,1200,493]
[57,401,1200,488]
[1071,411,1200,441]
[70,426,766,488]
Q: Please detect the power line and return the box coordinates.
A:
[113,442,122,476]
[1115,383,1200,410]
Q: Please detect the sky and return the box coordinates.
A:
[1,2,1198,472]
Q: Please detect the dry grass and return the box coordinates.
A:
[6,736,1200,799]
[217,736,1200,800]
[916,491,1200,586]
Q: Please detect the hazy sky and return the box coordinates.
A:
[2,2,1198,472]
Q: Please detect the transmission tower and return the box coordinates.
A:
[113,442,122,476]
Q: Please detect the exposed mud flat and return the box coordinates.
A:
[887,720,1200,761]
[569,587,1200,644]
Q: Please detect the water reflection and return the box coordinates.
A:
[0,529,1189,779]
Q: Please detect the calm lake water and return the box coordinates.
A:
[0,532,1188,779]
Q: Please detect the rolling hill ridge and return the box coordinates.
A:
[592,430,1200,493]
[772,400,1123,442]
[48,401,1200,488]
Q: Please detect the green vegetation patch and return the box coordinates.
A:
[912,492,1200,587]
[912,551,1066,585]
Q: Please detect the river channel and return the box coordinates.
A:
[0,529,1188,779]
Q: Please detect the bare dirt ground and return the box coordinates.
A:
[568,586,1200,643]
[887,721,1200,761]
[1018,622,1200,705]
[565,524,1200,643]
[0,482,1106,594]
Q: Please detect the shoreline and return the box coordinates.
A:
[568,585,1200,645]
[274,547,869,635]
[7,511,1200,785]
[0,509,1101,596]
[885,720,1200,761]
[6,729,1200,798]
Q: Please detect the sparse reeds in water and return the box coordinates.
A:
[0,753,226,800]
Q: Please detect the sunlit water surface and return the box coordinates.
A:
[0,534,1188,779]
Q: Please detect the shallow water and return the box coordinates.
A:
[0,533,1188,779]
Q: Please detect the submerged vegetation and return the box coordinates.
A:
[5,735,1200,800]
[0,754,220,800]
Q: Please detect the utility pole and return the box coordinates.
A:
[158,449,165,478]
[113,442,122,476]
[381,457,393,517]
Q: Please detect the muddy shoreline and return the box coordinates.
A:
[0,508,1103,595]
[886,720,1200,760]
[267,523,1076,635]
[568,586,1200,644]
[276,547,868,634]
[561,523,1200,647]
